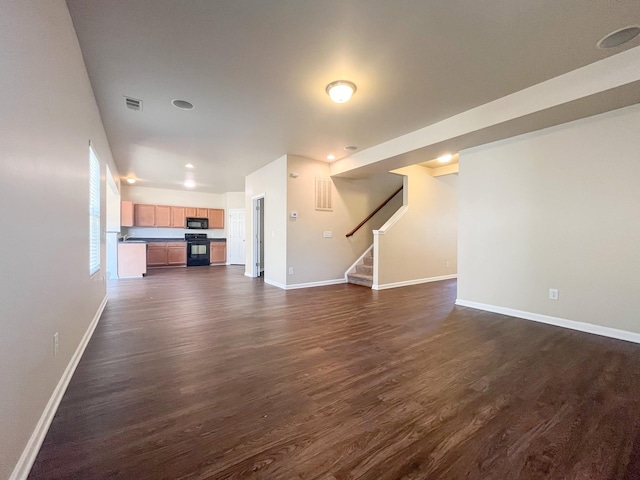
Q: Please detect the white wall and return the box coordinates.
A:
[0,2,118,478]
[121,186,230,238]
[121,185,226,207]
[375,165,458,288]
[286,155,403,286]
[225,191,245,210]
[458,104,640,335]
[244,155,288,285]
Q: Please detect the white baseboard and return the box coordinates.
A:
[372,274,457,291]
[455,299,640,344]
[285,279,346,290]
[264,278,347,290]
[10,295,108,480]
[264,278,286,289]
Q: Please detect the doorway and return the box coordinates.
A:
[105,164,120,279]
[228,209,245,265]
[252,196,264,277]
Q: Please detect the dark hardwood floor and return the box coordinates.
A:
[28,267,640,479]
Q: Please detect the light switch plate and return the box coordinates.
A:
[323,231,333,238]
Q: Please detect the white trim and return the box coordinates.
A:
[285,279,346,290]
[372,274,457,290]
[264,278,347,290]
[244,272,255,278]
[264,278,286,289]
[372,205,408,235]
[252,194,265,278]
[454,299,640,344]
[10,295,108,480]
[344,245,373,280]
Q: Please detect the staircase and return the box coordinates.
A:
[347,249,373,287]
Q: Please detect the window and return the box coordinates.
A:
[89,145,100,276]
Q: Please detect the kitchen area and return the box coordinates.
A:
[116,199,236,278]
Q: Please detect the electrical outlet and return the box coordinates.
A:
[548,288,559,301]
[53,332,59,357]
[446,261,450,267]
[289,267,294,275]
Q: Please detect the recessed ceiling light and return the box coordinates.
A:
[344,145,358,151]
[185,163,194,168]
[126,178,136,184]
[172,99,194,110]
[326,80,357,103]
[437,154,453,163]
[327,154,336,160]
[184,180,195,188]
[597,25,640,49]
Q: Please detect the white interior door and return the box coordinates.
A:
[228,209,245,265]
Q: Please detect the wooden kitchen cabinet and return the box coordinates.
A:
[208,209,224,229]
[134,204,156,227]
[121,201,134,227]
[130,203,224,229]
[155,205,172,227]
[147,241,186,267]
[167,242,187,265]
[210,242,226,264]
[171,206,185,228]
[146,243,168,267]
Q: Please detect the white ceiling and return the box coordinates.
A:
[66,0,640,193]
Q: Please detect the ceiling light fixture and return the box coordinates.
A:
[172,99,194,110]
[184,180,195,188]
[185,163,194,168]
[126,178,136,184]
[326,80,357,103]
[438,154,453,163]
[597,25,640,49]
[327,154,336,160]
[344,145,358,151]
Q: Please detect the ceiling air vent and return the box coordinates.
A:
[124,96,142,111]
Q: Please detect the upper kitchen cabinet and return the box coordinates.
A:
[208,209,224,229]
[134,204,156,227]
[171,206,185,228]
[121,201,134,227]
[196,208,208,218]
[155,205,171,227]
[185,207,197,217]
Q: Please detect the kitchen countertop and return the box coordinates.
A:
[120,237,227,243]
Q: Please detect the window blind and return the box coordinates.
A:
[89,146,100,275]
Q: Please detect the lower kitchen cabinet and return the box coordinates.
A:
[167,243,187,265]
[147,242,186,267]
[210,242,226,264]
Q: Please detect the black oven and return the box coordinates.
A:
[185,233,210,266]
[186,217,209,229]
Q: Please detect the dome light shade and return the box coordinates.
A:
[326,80,357,103]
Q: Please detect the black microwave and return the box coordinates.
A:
[185,217,209,229]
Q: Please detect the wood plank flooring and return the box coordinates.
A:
[28,267,640,479]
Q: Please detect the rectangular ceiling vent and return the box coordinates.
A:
[315,177,332,211]
[124,96,142,111]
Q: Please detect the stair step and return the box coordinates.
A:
[347,273,373,288]
[363,256,373,266]
[356,264,373,275]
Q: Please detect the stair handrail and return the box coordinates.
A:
[346,186,403,238]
